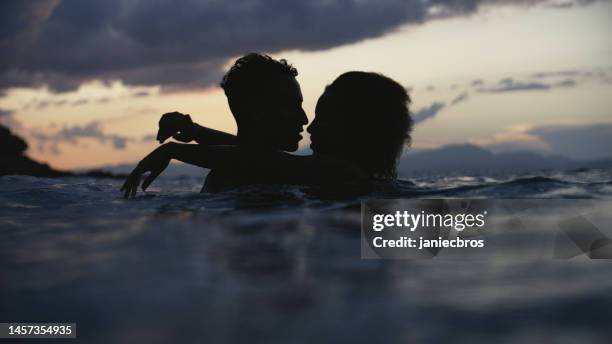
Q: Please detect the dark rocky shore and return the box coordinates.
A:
[0,124,124,178]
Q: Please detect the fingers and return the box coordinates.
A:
[122,182,131,198]
[121,144,170,198]
[123,179,134,198]
[121,173,141,198]
[157,129,173,143]
[121,176,132,197]
[130,182,137,198]
[172,132,191,142]
[141,170,161,191]
[161,111,181,118]
[160,111,183,123]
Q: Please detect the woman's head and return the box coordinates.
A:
[307,71,413,179]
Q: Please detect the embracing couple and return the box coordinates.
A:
[121,53,413,197]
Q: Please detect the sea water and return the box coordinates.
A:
[1,169,611,343]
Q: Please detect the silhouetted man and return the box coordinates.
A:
[154,53,308,192]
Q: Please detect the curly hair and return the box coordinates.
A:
[318,71,412,179]
[220,53,298,101]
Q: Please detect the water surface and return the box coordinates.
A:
[1,169,611,343]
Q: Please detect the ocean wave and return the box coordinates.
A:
[2,168,612,343]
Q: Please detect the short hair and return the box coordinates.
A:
[324,71,412,179]
[220,53,298,102]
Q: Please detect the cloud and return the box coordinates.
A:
[35,99,66,109]
[471,79,484,87]
[529,67,612,85]
[450,92,469,105]
[455,66,611,96]
[470,124,550,153]
[556,79,577,87]
[529,70,583,79]
[0,108,21,129]
[545,0,603,9]
[413,102,446,124]
[71,98,89,106]
[57,122,127,149]
[0,0,600,93]
[130,90,150,98]
[141,134,157,142]
[476,77,577,93]
[413,91,470,124]
[31,121,131,152]
[462,66,611,94]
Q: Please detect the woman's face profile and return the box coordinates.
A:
[308,89,333,154]
[308,87,352,156]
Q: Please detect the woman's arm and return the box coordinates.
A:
[157,112,237,145]
[167,143,367,186]
[121,143,366,197]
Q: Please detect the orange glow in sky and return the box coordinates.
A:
[1,2,611,169]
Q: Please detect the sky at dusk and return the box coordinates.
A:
[1,0,611,169]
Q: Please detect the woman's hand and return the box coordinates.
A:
[120,143,173,198]
[156,111,195,143]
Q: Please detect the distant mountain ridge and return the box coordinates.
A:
[399,144,612,177]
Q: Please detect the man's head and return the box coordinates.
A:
[307,71,413,179]
[221,53,307,152]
